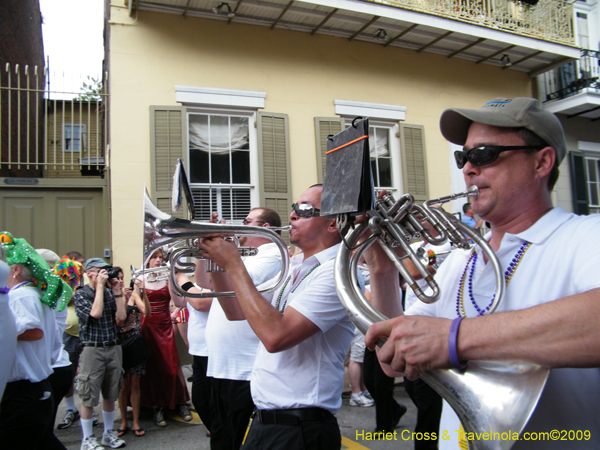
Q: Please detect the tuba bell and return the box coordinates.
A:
[143,187,290,299]
[334,188,549,450]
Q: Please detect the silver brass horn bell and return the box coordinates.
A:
[334,188,549,450]
[143,187,290,299]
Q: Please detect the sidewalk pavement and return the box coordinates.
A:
[54,365,419,450]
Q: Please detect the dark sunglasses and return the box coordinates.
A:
[454,145,543,169]
[291,203,321,219]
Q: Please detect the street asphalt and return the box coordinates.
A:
[53,364,421,450]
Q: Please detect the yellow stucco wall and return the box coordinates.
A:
[107,3,531,268]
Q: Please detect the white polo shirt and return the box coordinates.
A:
[250,243,355,414]
[206,242,282,380]
[407,207,600,449]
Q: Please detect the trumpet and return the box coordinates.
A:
[130,263,190,283]
[143,187,291,299]
[334,187,549,450]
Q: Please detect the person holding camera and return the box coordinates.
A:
[73,258,127,450]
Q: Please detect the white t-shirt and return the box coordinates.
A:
[250,243,355,414]
[8,284,57,382]
[206,242,282,380]
[407,207,600,449]
[188,296,210,357]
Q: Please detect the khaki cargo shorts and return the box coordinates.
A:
[78,345,123,407]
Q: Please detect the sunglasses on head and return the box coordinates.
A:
[454,145,543,169]
[291,203,321,219]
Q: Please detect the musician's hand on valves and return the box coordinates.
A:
[197,236,243,273]
[365,315,453,380]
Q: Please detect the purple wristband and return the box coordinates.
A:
[449,317,467,370]
[0,286,9,294]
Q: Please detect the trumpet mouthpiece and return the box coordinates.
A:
[467,185,480,199]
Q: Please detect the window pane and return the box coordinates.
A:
[369,127,390,158]
[210,115,230,150]
[190,148,209,183]
[590,183,599,206]
[189,114,208,151]
[231,117,249,150]
[588,159,598,182]
[231,150,250,183]
[211,152,231,184]
[378,158,392,187]
[367,126,391,189]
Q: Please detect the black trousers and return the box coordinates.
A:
[211,378,255,450]
[363,348,403,432]
[45,364,75,450]
[0,378,54,450]
[191,355,214,433]
[242,411,340,450]
[404,377,442,450]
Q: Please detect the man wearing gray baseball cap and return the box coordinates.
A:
[73,258,127,450]
[364,97,600,449]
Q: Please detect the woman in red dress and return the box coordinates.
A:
[138,249,191,426]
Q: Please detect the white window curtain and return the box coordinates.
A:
[189,119,248,154]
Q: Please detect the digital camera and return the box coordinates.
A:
[106,266,121,280]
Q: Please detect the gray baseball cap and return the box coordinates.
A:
[84,257,110,272]
[440,97,566,165]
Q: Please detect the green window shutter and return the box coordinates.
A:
[149,106,187,219]
[257,112,292,244]
[400,123,429,201]
[569,151,589,215]
[314,117,344,183]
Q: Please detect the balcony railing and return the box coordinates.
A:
[0,63,108,179]
[367,0,574,45]
[541,49,600,102]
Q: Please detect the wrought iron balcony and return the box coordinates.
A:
[365,0,575,45]
[542,49,600,102]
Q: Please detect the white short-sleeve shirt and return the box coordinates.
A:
[206,242,282,379]
[9,285,57,383]
[250,243,355,414]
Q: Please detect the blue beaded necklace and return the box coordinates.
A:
[456,241,532,318]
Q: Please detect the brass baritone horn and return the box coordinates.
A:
[143,187,290,299]
[334,187,549,450]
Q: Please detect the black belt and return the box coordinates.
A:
[255,408,331,425]
[82,339,120,347]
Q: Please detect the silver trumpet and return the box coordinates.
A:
[334,187,549,450]
[143,187,290,299]
[131,262,197,283]
[131,264,170,283]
